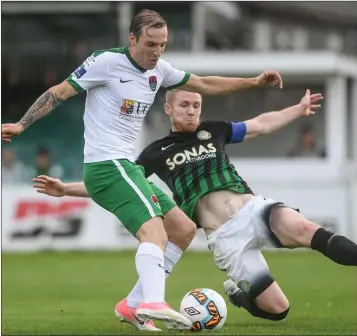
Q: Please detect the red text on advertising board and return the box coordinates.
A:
[14,200,89,220]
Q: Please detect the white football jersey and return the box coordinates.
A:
[66,47,190,163]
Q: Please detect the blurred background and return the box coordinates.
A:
[2,2,357,335]
[2,1,357,250]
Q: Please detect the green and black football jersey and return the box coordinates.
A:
[136,121,254,221]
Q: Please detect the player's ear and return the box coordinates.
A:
[129,33,137,48]
[164,102,171,116]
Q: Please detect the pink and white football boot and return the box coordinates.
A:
[136,301,192,330]
[114,298,161,331]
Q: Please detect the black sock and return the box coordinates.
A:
[310,228,357,266]
[229,274,289,321]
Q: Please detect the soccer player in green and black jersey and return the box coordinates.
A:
[136,118,254,224]
[33,89,357,324]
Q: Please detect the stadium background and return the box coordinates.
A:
[2,2,357,335]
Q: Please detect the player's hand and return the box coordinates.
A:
[255,70,283,89]
[32,175,66,197]
[299,89,324,116]
[1,123,24,142]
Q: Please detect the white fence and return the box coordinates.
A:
[2,160,356,252]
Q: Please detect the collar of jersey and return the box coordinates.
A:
[169,129,186,135]
[124,46,147,73]
[169,124,202,135]
[168,130,197,137]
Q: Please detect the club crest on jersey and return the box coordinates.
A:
[197,130,212,140]
[151,195,161,209]
[149,75,157,91]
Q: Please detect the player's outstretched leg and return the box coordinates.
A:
[268,206,357,266]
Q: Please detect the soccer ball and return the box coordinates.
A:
[180,288,227,331]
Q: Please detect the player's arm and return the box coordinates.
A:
[232,90,323,142]
[181,71,283,96]
[21,82,77,130]
[62,182,89,198]
[160,59,283,95]
[1,81,77,142]
[32,176,89,198]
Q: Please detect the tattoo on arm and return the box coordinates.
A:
[19,91,64,130]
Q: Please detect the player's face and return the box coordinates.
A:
[130,25,168,69]
[166,91,202,132]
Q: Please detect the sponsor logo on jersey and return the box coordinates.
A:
[121,99,136,114]
[197,130,212,140]
[120,99,151,120]
[166,143,217,170]
[83,56,95,67]
[73,65,87,79]
[149,75,157,91]
[73,56,95,79]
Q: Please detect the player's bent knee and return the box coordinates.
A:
[136,216,168,250]
[181,221,196,245]
[164,207,197,250]
[256,281,289,314]
[265,297,290,315]
[254,289,290,321]
[166,224,195,250]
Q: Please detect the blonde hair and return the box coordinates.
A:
[166,89,178,104]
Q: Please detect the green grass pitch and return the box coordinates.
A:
[2,250,357,335]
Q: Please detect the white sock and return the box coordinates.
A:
[134,242,166,304]
[126,241,183,308]
[162,241,183,277]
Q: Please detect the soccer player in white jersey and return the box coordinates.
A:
[2,9,283,330]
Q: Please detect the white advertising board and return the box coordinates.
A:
[2,160,355,252]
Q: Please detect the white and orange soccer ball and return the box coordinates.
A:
[180,288,227,331]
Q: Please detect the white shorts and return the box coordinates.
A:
[207,195,285,284]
